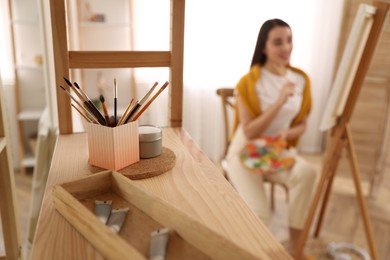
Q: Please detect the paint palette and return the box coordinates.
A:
[240,137,295,175]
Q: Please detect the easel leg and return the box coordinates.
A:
[345,125,378,260]
[313,168,335,238]
[295,127,345,260]
[313,141,344,237]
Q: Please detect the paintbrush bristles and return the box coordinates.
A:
[99,94,105,103]
[99,94,110,126]
[63,77,73,87]
[60,77,170,126]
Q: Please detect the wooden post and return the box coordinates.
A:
[169,0,185,127]
[50,0,72,134]
[0,77,22,260]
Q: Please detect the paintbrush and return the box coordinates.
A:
[99,94,111,126]
[66,78,106,125]
[63,77,106,125]
[131,81,169,122]
[71,104,93,123]
[58,85,99,124]
[114,78,117,126]
[123,82,159,124]
[117,98,135,126]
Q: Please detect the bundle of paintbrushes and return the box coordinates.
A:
[59,78,169,127]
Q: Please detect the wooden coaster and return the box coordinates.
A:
[119,147,176,180]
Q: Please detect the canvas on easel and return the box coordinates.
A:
[295,1,390,260]
[320,4,376,131]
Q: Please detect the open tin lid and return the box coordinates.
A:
[139,125,162,142]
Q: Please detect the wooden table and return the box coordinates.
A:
[30,127,292,259]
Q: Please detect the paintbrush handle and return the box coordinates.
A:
[114,98,117,126]
[71,81,106,124]
[101,103,110,126]
[117,99,135,126]
[58,86,100,124]
[124,103,140,124]
[86,100,106,125]
[131,82,169,122]
[71,104,93,123]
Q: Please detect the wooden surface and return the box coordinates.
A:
[30,127,292,259]
[53,171,258,259]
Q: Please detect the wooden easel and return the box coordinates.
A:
[0,77,21,259]
[295,1,389,260]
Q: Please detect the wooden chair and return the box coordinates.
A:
[50,0,185,134]
[216,87,288,211]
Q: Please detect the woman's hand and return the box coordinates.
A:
[277,81,296,104]
[273,130,288,141]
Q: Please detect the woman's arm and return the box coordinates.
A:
[238,81,296,140]
[277,117,307,141]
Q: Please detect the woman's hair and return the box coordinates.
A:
[250,19,290,67]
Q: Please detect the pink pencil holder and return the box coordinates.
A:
[85,121,140,170]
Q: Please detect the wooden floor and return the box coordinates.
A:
[268,154,390,260]
[1,153,390,259]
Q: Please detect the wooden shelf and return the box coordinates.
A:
[15,64,43,71]
[80,22,131,27]
[18,109,43,121]
[21,156,36,168]
[12,20,39,26]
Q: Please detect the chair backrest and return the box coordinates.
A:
[216,88,235,158]
[50,0,185,134]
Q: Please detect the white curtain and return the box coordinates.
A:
[182,0,345,162]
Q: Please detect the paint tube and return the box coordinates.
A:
[94,200,112,224]
[149,227,170,260]
[107,208,129,233]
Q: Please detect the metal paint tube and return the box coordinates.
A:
[107,208,129,233]
[149,227,170,260]
[94,200,112,224]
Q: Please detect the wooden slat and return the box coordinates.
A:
[50,0,72,134]
[53,184,145,260]
[169,0,185,127]
[112,172,260,260]
[68,51,171,69]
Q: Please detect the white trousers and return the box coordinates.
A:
[226,127,317,229]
